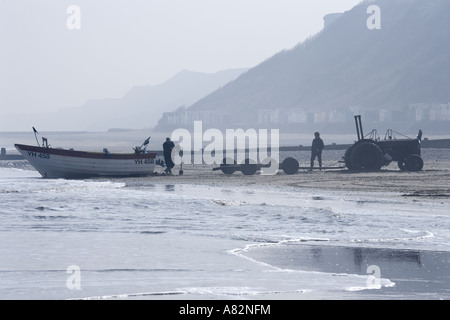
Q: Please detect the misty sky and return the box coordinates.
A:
[0,0,361,117]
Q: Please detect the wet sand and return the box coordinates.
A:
[242,244,450,299]
[149,165,450,198]
[142,150,450,299]
[3,148,449,199]
[2,149,449,300]
[143,149,450,201]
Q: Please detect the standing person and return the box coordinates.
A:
[310,132,324,170]
[163,137,175,174]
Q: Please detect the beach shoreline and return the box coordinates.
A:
[127,148,450,200]
[1,157,449,300]
[128,163,450,202]
[2,155,450,201]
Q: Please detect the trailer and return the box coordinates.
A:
[213,156,344,175]
[212,115,423,175]
[213,158,269,175]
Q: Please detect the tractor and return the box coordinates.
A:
[343,115,424,172]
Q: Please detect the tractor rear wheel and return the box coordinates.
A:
[350,142,383,171]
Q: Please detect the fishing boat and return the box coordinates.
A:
[15,135,157,179]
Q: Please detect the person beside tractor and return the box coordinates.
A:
[310,131,324,170]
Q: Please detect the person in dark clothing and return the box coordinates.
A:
[163,137,175,174]
[310,132,324,170]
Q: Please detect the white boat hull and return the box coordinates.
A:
[15,144,157,179]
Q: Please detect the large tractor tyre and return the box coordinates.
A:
[241,158,258,176]
[281,157,299,175]
[220,158,237,175]
[350,142,384,171]
[404,154,424,172]
[344,146,355,170]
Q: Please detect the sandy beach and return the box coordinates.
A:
[136,149,450,299]
[125,148,450,201]
[2,147,449,199]
[1,148,449,300]
[121,151,450,299]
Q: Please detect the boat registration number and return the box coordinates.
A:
[134,159,154,165]
[28,151,50,159]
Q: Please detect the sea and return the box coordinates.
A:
[0,151,450,300]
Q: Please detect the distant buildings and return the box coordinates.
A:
[156,103,450,130]
[258,108,310,124]
[157,107,231,128]
[409,103,450,121]
[257,108,352,125]
[256,103,450,125]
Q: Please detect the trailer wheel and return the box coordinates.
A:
[350,142,383,171]
[282,157,299,175]
[220,158,236,175]
[404,154,423,172]
[241,158,258,176]
[260,157,278,175]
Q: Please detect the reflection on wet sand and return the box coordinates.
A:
[244,244,450,298]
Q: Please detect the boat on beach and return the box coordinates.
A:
[15,136,157,179]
